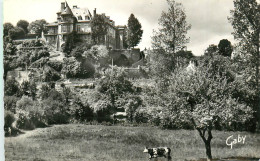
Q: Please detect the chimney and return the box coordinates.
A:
[73,5,77,9]
[61,2,65,12]
[94,8,96,16]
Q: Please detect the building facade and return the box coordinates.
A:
[44,2,127,51]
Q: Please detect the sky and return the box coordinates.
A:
[3,0,236,56]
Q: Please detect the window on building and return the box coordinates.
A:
[85,16,90,20]
[77,25,80,32]
[78,16,82,20]
[67,25,70,32]
[61,25,71,33]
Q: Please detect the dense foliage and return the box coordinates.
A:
[28,19,47,35]
[152,0,191,53]
[62,31,81,55]
[126,14,143,48]
[229,0,260,129]
[17,20,29,34]
[91,14,108,44]
[61,57,95,78]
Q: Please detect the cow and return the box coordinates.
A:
[143,147,171,160]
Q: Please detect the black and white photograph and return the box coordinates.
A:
[2,0,260,160]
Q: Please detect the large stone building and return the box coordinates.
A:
[44,2,127,51]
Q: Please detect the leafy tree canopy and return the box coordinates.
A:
[8,27,25,40]
[218,39,233,57]
[204,44,218,57]
[4,23,14,37]
[28,19,47,35]
[152,0,191,54]
[17,20,29,34]
[228,0,260,129]
[91,14,108,44]
[126,14,143,48]
[153,55,253,160]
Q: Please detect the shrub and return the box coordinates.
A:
[134,107,150,123]
[20,80,37,100]
[47,60,63,72]
[4,96,19,113]
[62,31,81,55]
[42,66,61,82]
[73,97,94,122]
[30,49,50,63]
[116,94,143,122]
[97,67,135,106]
[39,84,51,100]
[4,42,17,55]
[8,27,25,40]
[22,39,44,47]
[96,106,113,123]
[61,57,95,78]
[71,46,85,58]
[41,98,69,125]
[16,52,30,68]
[16,96,46,129]
[93,99,114,123]
[4,111,16,129]
[30,57,49,68]
[4,77,20,96]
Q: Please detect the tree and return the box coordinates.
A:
[61,57,95,78]
[62,31,80,55]
[204,44,218,57]
[218,39,233,57]
[148,48,176,78]
[126,14,143,48]
[39,84,51,100]
[3,23,14,37]
[60,84,72,105]
[28,19,47,35]
[4,77,20,96]
[155,56,253,160]
[91,14,107,44]
[152,0,191,54]
[175,50,195,67]
[8,27,25,40]
[84,45,109,67]
[20,80,37,100]
[17,20,29,34]
[97,67,134,106]
[228,0,260,129]
[4,56,17,81]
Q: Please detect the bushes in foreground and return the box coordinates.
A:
[16,96,46,129]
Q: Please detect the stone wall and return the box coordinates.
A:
[108,48,141,66]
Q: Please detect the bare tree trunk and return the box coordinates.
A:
[196,128,213,161]
[205,139,212,161]
[255,29,260,130]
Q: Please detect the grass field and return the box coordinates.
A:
[4,124,260,161]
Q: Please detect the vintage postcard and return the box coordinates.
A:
[2,0,260,160]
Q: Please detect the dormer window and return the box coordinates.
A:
[85,16,90,20]
[78,16,82,20]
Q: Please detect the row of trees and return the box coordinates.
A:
[3,19,47,41]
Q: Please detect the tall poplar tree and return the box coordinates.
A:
[152,0,191,54]
[228,0,260,130]
[127,14,143,48]
[149,0,191,77]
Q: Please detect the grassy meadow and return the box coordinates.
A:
[4,124,260,161]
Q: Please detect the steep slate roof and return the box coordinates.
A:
[61,2,73,15]
[71,7,92,21]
